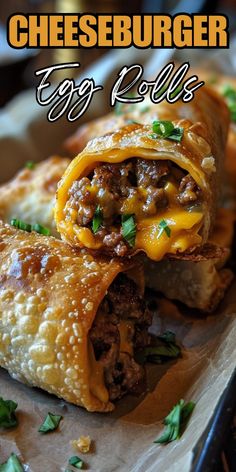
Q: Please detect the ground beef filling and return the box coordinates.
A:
[89,274,152,401]
[66,158,201,256]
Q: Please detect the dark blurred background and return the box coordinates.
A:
[0,0,236,107]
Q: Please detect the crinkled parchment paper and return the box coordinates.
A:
[0,46,236,472]
[1,288,236,472]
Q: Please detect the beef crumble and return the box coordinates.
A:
[66,158,202,255]
[89,274,152,401]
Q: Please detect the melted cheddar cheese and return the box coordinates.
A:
[69,176,203,261]
[135,180,203,260]
[56,143,206,261]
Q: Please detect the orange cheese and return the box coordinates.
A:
[55,144,205,261]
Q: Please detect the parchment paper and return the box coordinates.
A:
[0,46,236,472]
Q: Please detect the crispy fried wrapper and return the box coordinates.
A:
[0,222,145,412]
[0,156,70,237]
[57,87,229,261]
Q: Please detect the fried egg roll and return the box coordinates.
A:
[200,73,236,206]
[0,222,151,412]
[56,88,229,261]
[0,156,70,237]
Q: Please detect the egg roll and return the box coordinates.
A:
[198,72,236,209]
[0,156,70,237]
[0,222,151,412]
[56,87,229,261]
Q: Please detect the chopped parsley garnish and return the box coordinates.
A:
[157,219,171,239]
[31,223,51,236]
[121,214,136,247]
[154,399,195,444]
[153,120,175,137]
[0,397,18,428]
[25,161,35,170]
[0,453,24,472]
[92,205,103,234]
[151,120,184,142]
[10,219,31,232]
[222,85,236,122]
[38,412,62,434]
[135,331,181,365]
[10,219,51,236]
[69,456,84,469]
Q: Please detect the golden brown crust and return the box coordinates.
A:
[144,256,233,312]
[0,156,70,236]
[187,70,236,211]
[0,222,135,412]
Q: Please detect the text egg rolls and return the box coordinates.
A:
[0,222,152,412]
[0,156,70,237]
[56,88,229,261]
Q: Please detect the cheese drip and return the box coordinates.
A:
[135,180,203,261]
[63,177,203,261]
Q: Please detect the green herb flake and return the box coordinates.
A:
[151,121,184,142]
[167,127,184,142]
[121,214,136,247]
[154,399,195,444]
[0,397,18,429]
[38,412,62,434]
[222,85,236,123]
[10,219,31,232]
[31,223,51,236]
[152,120,174,137]
[135,331,181,365]
[69,456,84,469]
[0,453,24,472]
[10,219,51,236]
[25,161,35,170]
[157,219,171,239]
[92,205,103,234]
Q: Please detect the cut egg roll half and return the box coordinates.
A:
[0,222,151,412]
[56,88,229,261]
[0,158,233,313]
